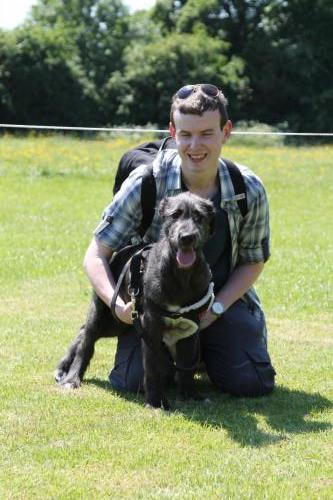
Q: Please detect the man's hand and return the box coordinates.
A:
[199,262,265,331]
[199,310,218,331]
[114,302,134,325]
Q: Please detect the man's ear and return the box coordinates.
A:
[222,120,232,144]
[169,122,176,139]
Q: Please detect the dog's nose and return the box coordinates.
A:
[179,233,196,246]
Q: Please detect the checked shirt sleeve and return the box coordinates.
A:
[238,177,270,264]
[94,166,145,251]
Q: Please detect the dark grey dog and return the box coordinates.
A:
[55,192,215,409]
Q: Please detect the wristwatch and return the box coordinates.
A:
[211,301,225,316]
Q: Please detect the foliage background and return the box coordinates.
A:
[1,0,333,133]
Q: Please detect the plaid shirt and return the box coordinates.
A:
[95,149,270,318]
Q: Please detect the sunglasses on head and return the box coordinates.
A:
[176,84,220,100]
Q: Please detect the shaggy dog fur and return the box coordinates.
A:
[55,192,215,409]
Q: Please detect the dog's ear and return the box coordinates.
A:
[206,202,216,235]
[159,197,170,219]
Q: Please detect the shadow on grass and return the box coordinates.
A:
[85,377,332,448]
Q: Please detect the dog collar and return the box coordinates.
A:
[167,282,215,315]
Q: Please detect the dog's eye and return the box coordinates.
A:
[193,211,203,222]
[171,209,183,219]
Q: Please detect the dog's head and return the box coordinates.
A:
[159,192,215,269]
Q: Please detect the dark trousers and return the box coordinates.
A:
[109,300,276,397]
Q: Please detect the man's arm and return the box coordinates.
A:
[84,166,148,325]
[200,173,271,330]
[83,237,133,325]
[217,261,264,309]
[199,261,264,330]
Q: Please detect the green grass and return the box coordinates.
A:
[0,135,332,499]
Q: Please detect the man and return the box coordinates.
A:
[84,83,276,396]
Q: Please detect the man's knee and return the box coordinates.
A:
[211,347,276,397]
[228,361,275,397]
[109,358,143,393]
[122,368,144,393]
[109,333,144,393]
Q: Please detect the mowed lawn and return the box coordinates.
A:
[0,135,332,499]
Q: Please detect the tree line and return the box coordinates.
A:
[0,0,332,133]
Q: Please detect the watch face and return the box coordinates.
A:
[212,302,224,315]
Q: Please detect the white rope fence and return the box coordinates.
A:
[1,123,333,136]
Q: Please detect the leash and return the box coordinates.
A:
[110,244,152,323]
[127,245,152,334]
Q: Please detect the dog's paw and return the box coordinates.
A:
[161,397,171,411]
[145,397,171,411]
[145,403,162,411]
[58,376,81,389]
[179,388,205,401]
[54,368,68,383]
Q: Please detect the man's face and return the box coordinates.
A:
[169,109,231,177]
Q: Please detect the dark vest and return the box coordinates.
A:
[181,178,231,292]
[203,186,231,292]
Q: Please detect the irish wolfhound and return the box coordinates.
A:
[55,192,215,409]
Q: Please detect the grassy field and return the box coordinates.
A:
[0,135,332,499]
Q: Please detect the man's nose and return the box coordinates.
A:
[189,135,201,149]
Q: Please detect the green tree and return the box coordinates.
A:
[151,0,270,44]
[30,0,129,120]
[107,27,246,126]
[0,30,16,122]
[248,0,333,132]
[0,24,99,125]
[4,0,330,132]
[0,0,139,126]
[151,0,333,132]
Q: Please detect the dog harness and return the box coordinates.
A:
[110,245,214,371]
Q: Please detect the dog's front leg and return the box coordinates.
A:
[142,338,171,410]
[175,333,202,400]
[55,324,87,385]
[55,294,119,388]
[57,326,97,389]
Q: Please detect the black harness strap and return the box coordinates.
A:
[129,249,145,335]
[140,166,156,237]
[222,158,248,217]
[127,245,153,339]
[110,245,151,323]
[110,257,132,322]
[127,247,201,372]
[139,137,174,236]
[127,248,160,350]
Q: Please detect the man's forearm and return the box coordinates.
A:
[216,262,264,310]
[83,237,126,308]
[83,238,133,325]
[84,253,123,308]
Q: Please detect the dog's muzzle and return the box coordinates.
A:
[176,231,200,269]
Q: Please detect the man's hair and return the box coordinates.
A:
[170,86,229,130]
